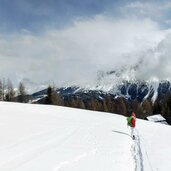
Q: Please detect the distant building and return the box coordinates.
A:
[146,114,168,125]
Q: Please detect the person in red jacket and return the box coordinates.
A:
[127,112,136,139]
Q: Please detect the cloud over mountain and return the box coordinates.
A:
[0,1,171,87]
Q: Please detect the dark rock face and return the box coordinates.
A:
[158,81,170,97]
[119,82,149,102]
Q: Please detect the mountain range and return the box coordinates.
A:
[31,80,171,104]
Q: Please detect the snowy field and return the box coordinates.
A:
[0,102,171,171]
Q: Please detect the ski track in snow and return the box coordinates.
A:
[132,130,144,171]
[0,128,78,171]
[53,125,99,171]
[0,128,58,151]
[53,149,97,171]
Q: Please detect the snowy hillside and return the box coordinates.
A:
[0,102,171,171]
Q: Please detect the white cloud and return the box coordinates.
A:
[123,1,171,21]
[0,15,170,88]
[137,33,171,80]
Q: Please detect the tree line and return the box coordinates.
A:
[1,80,171,124]
[44,86,152,119]
[44,86,171,124]
[0,79,27,102]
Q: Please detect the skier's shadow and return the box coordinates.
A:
[112,130,132,138]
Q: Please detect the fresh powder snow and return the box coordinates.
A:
[0,102,170,171]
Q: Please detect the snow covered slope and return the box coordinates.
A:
[0,102,170,171]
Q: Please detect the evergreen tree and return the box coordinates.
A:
[0,80,3,101]
[45,85,62,105]
[77,98,85,109]
[131,99,143,118]
[153,98,161,114]
[5,79,15,101]
[1,78,6,101]
[102,100,108,112]
[104,96,112,112]
[18,82,26,102]
[114,97,127,115]
[142,99,152,118]
[87,97,96,111]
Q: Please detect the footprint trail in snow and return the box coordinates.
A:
[132,130,144,171]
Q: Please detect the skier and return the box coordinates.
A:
[127,112,136,140]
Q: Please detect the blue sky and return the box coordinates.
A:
[0,0,122,32]
[1,0,170,32]
[1,0,171,89]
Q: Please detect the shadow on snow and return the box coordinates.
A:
[112,130,132,138]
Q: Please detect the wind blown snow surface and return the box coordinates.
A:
[0,102,171,171]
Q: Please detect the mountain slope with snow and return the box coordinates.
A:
[0,102,170,171]
[31,80,171,105]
